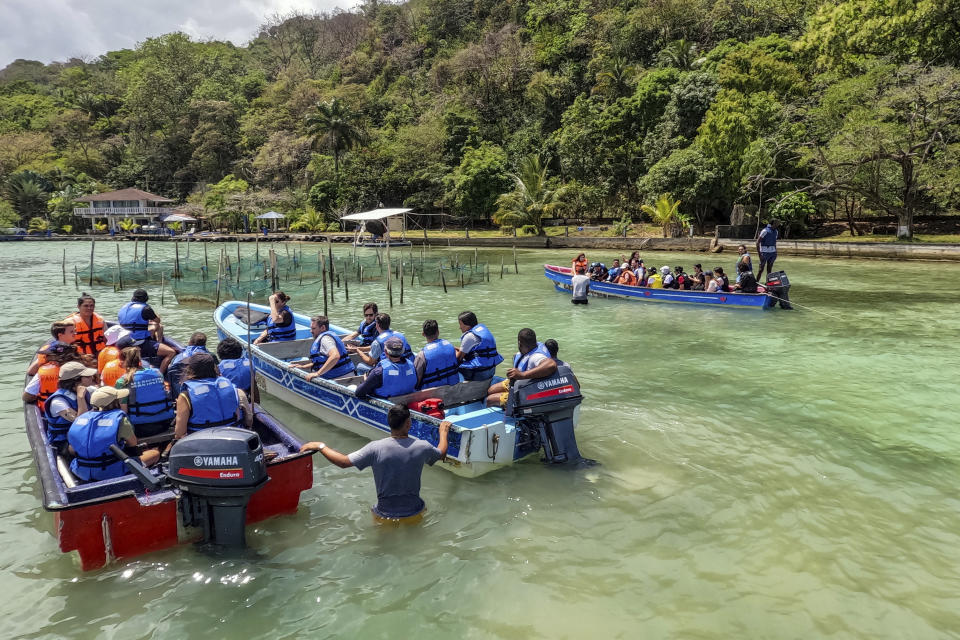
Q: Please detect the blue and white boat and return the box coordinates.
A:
[544,264,773,309]
[214,301,578,477]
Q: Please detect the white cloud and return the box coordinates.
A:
[0,0,354,67]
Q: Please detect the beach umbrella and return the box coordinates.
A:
[256,211,286,231]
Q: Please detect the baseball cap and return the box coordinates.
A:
[89,386,130,408]
[132,289,149,302]
[59,361,97,379]
[104,324,131,346]
[384,337,405,357]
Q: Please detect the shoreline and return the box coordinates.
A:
[7,233,960,262]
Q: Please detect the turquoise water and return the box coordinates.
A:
[2,240,959,638]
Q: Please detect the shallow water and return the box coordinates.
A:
[2,240,959,639]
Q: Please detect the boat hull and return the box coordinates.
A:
[544,264,771,308]
[215,301,547,477]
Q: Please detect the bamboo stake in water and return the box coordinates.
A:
[513,245,518,274]
[160,271,165,306]
[321,263,328,317]
[134,238,138,263]
[500,255,504,279]
[215,249,223,307]
[439,267,447,293]
[344,274,349,301]
[399,253,404,304]
[174,240,181,279]
[61,249,66,285]
[328,239,335,304]
[88,238,94,286]
[74,265,79,289]
[204,242,208,270]
[144,240,148,265]
[116,243,123,290]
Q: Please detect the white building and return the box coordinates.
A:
[74,188,174,231]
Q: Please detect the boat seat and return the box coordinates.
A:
[137,429,175,447]
[389,380,490,409]
[258,338,314,360]
[56,454,78,488]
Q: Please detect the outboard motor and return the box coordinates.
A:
[506,363,583,464]
[166,427,268,547]
[764,271,793,309]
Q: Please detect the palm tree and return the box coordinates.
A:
[657,40,701,71]
[493,155,567,236]
[641,193,689,237]
[305,99,365,182]
[117,218,138,232]
[290,208,327,233]
[592,57,636,98]
[5,171,52,219]
[28,217,50,233]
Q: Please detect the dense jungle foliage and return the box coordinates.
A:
[2,0,959,238]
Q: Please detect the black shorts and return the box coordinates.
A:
[572,298,588,305]
[138,338,161,358]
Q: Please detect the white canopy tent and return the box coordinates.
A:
[161,213,197,223]
[341,208,412,241]
[256,210,286,231]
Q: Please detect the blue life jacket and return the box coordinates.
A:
[166,345,209,397]
[356,319,378,346]
[43,388,77,445]
[374,330,414,362]
[607,267,621,281]
[759,225,778,253]
[126,367,175,427]
[458,324,503,379]
[183,377,240,433]
[266,305,296,341]
[219,357,252,391]
[373,358,418,398]
[118,302,151,341]
[68,409,127,482]
[513,342,552,372]
[310,331,355,379]
[419,339,459,389]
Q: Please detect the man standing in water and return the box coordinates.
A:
[571,266,590,304]
[301,406,451,522]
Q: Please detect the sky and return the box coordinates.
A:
[0,0,352,68]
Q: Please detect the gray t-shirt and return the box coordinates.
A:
[571,274,590,300]
[459,330,481,356]
[368,337,384,361]
[348,436,443,518]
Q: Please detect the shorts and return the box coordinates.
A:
[372,508,425,525]
[499,379,512,407]
[139,338,161,358]
[758,253,777,270]
[571,298,588,305]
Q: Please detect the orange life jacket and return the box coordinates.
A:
[98,346,121,373]
[37,362,60,410]
[572,257,588,273]
[617,270,637,286]
[67,312,106,356]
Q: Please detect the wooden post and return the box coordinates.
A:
[344,273,349,301]
[513,245,518,273]
[465,228,470,239]
[215,249,224,307]
[160,270,165,306]
[134,238,139,263]
[116,243,123,290]
[500,255,504,279]
[439,267,447,293]
[204,242,208,270]
[74,265,79,289]
[237,240,241,275]
[255,237,260,263]
[327,238,335,303]
[88,238,95,286]
[186,236,190,260]
[321,262,328,317]
[174,240,181,279]
[144,240,148,264]
[474,246,478,268]
[360,264,364,283]
[386,234,392,308]
[62,248,66,286]
[565,225,569,237]
[399,253,404,304]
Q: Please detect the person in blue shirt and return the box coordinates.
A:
[354,313,413,375]
[300,405,451,522]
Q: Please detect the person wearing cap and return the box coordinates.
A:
[166,331,212,397]
[116,346,176,438]
[354,337,417,399]
[117,289,175,373]
[356,313,414,375]
[571,266,590,304]
[65,293,106,357]
[27,320,77,376]
[456,310,503,382]
[173,353,252,441]
[43,360,97,454]
[414,319,460,390]
[300,405,452,522]
[22,343,82,406]
[660,265,676,289]
[67,386,160,482]
[295,315,355,382]
[486,328,557,408]
[253,291,296,345]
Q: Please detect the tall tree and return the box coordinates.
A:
[493,155,566,235]
[305,98,364,182]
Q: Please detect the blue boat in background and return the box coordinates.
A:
[544,264,774,309]
[215,301,580,477]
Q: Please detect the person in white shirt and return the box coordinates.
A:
[570,267,590,304]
